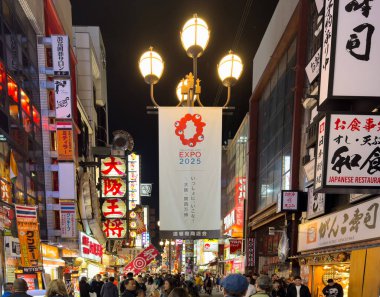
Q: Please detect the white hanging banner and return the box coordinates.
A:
[54,79,72,119]
[51,35,70,76]
[159,107,222,239]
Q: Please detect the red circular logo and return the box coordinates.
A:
[174,114,206,147]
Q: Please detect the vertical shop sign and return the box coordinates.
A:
[54,80,72,119]
[100,157,128,239]
[15,205,41,267]
[315,117,326,191]
[246,238,255,267]
[56,122,74,160]
[51,35,70,76]
[319,0,380,107]
[307,187,325,219]
[60,200,76,238]
[159,107,222,239]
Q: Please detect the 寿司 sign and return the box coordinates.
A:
[315,114,380,193]
[79,232,103,262]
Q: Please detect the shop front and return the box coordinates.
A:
[223,239,244,275]
[298,196,380,297]
[248,203,298,277]
[79,232,104,278]
[41,243,65,283]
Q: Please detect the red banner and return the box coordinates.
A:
[123,244,159,274]
[229,239,242,254]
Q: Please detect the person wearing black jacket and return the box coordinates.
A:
[79,277,92,297]
[9,279,32,297]
[100,277,118,297]
[285,276,311,297]
[322,279,343,297]
[121,279,137,297]
[91,275,104,297]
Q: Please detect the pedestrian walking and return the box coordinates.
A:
[79,277,92,297]
[91,275,104,297]
[122,279,138,297]
[322,279,343,297]
[137,276,147,292]
[182,281,199,297]
[168,288,189,297]
[271,280,285,297]
[120,276,128,295]
[251,276,271,297]
[146,277,155,297]
[285,276,311,297]
[220,274,249,297]
[100,277,118,297]
[2,283,13,297]
[46,279,69,297]
[161,279,176,297]
[244,275,256,297]
[9,279,32,297]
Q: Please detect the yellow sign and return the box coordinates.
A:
[41,244,59,259]
[57,123,74,161]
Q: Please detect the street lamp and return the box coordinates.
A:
[139,13,243,108]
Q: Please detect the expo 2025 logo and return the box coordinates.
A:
[174,114,206,147]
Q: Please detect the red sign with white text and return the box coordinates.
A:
[123,244,159,274]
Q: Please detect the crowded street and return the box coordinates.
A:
[1,0,380,297]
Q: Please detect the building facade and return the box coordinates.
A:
[246,0,307,278]
[0,0,46,291]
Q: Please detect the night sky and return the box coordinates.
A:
[71,0,278,217]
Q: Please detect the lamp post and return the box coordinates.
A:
[139,14,243,108]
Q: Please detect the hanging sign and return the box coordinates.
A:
[305,48,321,84]
[101,156,126,177]
[159,107,222,239]
[315,114,380,193]
[15,205,41,267]
[103,219,127,239]
[51,35,70,76]
[277,191,307,212]
[79,232,103,262]
[54,79,72,119]
[319,0,380,109]
[246,238,255,267]
[102,199,127,218]
[128,153,140,207]
[102,178,127,198]
[60,199,76,238]
[307,187,325,219]
[56,122,74,160]
[123,244,159,274]
[299,196,380,252]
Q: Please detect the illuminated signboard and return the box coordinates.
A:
[79,232,102,262]
[100,156,128,239]
[102,219,127,239]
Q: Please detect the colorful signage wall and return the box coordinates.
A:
[159,107,222,239]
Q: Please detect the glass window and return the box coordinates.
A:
[257,38,296,210]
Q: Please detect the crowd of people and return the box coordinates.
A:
[1,272,344,297]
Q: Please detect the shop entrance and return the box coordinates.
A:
[310,263,350,297]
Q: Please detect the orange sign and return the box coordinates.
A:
[62,249,79,258]
[57,122,73,160]
[17,220,41,266]
[41,243,59,259]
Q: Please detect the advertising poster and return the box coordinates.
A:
[159,107,222,239]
